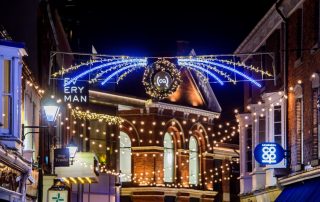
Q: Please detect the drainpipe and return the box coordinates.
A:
[275,0,289,170]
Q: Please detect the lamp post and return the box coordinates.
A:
[40,95,60,202]
[22,94,60,202]
[66,136,78,165]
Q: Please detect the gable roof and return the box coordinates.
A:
[163,68,222,113]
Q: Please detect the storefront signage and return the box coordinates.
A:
[254,142,285,165]
[62,78,88,103]
[153,71,173,91]
[48,190,68,202]
[54,148,70,167]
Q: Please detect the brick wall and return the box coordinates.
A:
[117,108,236,200]
[242,0,320,172]
[287,0,320,168]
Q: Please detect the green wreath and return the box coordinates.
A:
[142,60,181,100]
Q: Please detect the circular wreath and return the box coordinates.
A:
[142,59,181,100]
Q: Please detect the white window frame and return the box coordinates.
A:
[263,92,286,168]
[0,55,20,137]
[164,132,174,183]
[0,45,23,140]
[0,56,10,134]
[120,131,132,182]
[273,105,282,145]
[189,136,199,185]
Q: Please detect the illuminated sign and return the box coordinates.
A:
[142,60,181,100]
[62,78,88,104]
[153,71,173,91]
[254,142,285,165]
[48,190,68,202]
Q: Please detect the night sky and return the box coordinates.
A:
[56,0,277,119]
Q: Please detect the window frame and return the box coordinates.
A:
[164,132,175,183]
[294,84,304,165]
[311,73,320,159]
[312,87,320,159]
[0,47,22,141]
[189,136,199,185]
[119,131,132,182]
[246,125,252,173]
[0,57,12,134]
[273,105,282,145]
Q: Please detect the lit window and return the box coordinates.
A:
[164,132,174,182]
[0,60,11,134]
[120,131,131,182]
[189,136,199,185]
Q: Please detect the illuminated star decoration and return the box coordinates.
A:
[53,56,271,88]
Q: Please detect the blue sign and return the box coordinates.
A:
[254,142,285,165]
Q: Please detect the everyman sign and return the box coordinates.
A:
[62,78,88,104]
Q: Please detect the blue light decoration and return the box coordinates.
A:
[254,142,285,165]
[101,63,146,85]
[53,55,270,94]
[177,61,224,85]
[64,58,147,87]
[177,58,262,87]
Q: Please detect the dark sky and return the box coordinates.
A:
[56,0,276,118]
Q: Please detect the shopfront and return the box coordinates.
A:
[0,145,31,202]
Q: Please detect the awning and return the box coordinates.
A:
[276,178,320,202]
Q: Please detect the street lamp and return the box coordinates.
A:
[66,136,78,165]
[22,93,60,202]
[42,95,60,124]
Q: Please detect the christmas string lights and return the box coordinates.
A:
[64,58,147,86]
[178,58,264,87]
[52,58,127,77]
[101,63,146,85]
[71,109,123,125]
[89,63,129,84]
[208,58,272,76]
[179,62,224,85]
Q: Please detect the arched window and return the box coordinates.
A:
[164,132,174,182]
[120,131,131,182]
[189,136,199,185]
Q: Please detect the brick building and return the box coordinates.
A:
[85,68,240,202]
[235,0,320,201]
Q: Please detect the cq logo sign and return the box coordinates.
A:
[254,142,285,165]
[262,146,276,164]
[153,71,172,90]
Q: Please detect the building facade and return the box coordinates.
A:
[235,0,320,201]
[0,38,38,201]
[85,68,240,202]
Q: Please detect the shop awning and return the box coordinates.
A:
[276,178,320,202]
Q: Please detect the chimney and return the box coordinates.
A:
[176,41,190,56]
